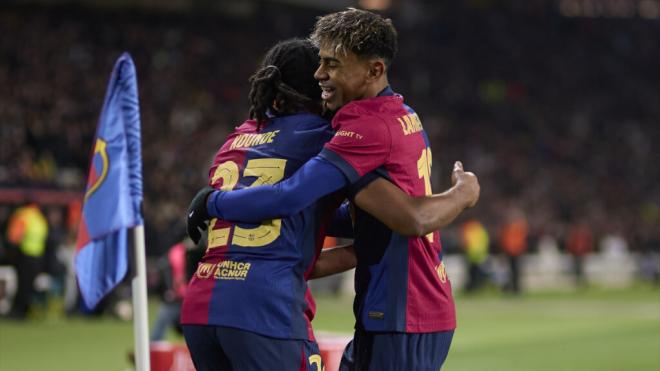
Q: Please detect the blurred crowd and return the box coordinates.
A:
[0,2,658,316]
[406,4,660,260]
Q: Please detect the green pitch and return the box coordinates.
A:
[0,286,658,371]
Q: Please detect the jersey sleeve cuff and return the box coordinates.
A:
[319,148,361,184]
[206,190,224,219]
[347,172,380,199]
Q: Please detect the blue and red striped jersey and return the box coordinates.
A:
[181,112,338,340]
[319,88,456,333]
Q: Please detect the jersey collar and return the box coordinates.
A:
[377,86,395,97]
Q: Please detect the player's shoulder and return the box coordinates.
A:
[233,119,259,134]
[338,95,400,115]
[270,112,331,144]
[232,114,329,136]
[331,103,383,132]
[212,118,257,158]
[287,112,331,131]
[255,112,327,133]
[335,95,407,125]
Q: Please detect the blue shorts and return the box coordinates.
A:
[339,329,454,371]
[183,325,324,371]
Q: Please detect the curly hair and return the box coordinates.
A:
[310,8,398,65]
[248,38,321,127]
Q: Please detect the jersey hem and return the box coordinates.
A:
[179,319,314,341]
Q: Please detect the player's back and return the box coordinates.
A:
[324,89,456,333]
[181,112,334,340]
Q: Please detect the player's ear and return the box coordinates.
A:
[366,59,386,82]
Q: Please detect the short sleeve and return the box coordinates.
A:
[318,107,391,183]
[346,169,390,199]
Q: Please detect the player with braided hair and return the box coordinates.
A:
[180,38,341,370]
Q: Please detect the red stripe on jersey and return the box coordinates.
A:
[298,345,307,371]
[405,234,456,332]
[180,273,213,324]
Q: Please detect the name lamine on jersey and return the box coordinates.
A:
[398,113,424,136]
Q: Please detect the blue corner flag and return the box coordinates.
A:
[75,53,143,309]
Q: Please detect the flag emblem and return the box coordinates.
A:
[85,139,109,201]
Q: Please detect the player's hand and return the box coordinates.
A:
[187,186,215,244]
[451,161,480,208]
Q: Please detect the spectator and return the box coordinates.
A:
[499,208,529,294]
[566,222,594,287]
[150,236,193,341]
[460,219,490,292]
[5,203,48,319]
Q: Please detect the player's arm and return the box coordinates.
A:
[186,156,350,243]
[354,161,480,236]
[188,160,479,242]
[308,244,357,280]
[206,156,349,221]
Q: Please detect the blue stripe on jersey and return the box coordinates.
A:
[352,162,410,332]
[360,232,410,332]
[352,208,390,331]
[385,233,409,331]
[420,130,432,150]
[362,260,387,331]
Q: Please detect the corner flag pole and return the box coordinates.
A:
[75,52,150,371]
[132,225,150,371]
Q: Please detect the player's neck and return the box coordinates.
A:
[364,77,389,99]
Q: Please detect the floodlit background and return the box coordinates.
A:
[0,1,658,370]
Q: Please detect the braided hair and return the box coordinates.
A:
[248,39,321,128]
